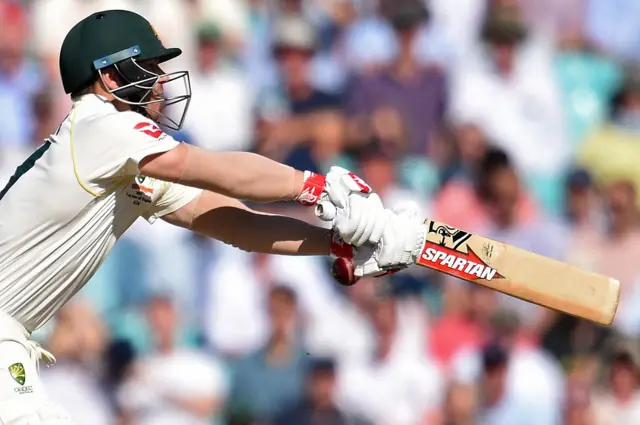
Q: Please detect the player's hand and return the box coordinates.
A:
[332,192,395,247]
[294,166,373,208]
[371,201,426,271]
[335,201,426,279]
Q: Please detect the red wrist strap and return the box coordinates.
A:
[329,230,354,259]
[295,171,326,206]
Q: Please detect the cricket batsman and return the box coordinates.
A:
[0,10,423,424]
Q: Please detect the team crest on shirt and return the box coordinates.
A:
[8,362,32,394]
[9,363,25,385]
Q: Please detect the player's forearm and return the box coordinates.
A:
[165,190,330,256]
[194,208,331,256]
[140,144,305,202]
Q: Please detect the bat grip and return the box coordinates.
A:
[315,201,336,221]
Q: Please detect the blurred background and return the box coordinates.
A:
[2,0,640,424]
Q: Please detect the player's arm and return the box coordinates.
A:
[139,143,318,204]
[162,189,352,257]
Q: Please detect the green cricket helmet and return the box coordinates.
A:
[59,9,191,130]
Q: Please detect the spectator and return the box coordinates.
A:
[554,23,621,146]
[304,276,378,366]
[429,281,498,369]
[449,4,570,208]
[0,1,45,148]
[117,294,229,425]
[257,13,343,171]
[579,65,640,203]
[345,1,448,157]
[229,285,308,423]
[40,300,115,425]
[338,295,444,425]
[183,21,255,152]
[564,380,595,425]
[585,0,640,62]
[592,341,640,425]
[436,146,539,244]
[452,310,566,425]
[564,169,603,251]
[443,382,479,425]
[593,181,640,337]
[103,339,138,424]
[356,138,429,214]
[517,0,585,40]
[540,169,609,364]
[424,0,487,66]
[28,0,138,120]
[274,357,371,425]
[477,147,569,325]
[477,343,537,425]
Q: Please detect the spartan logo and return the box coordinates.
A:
[425,221,472,254]
[8,363,25,385]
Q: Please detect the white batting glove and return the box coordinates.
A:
[294,166,373,207]
[353,201,426,277]
[322,166,373,208]
[312,166,393,247]
[332,192,394,247]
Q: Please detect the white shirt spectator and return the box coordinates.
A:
[452,345,565,425]
[202,243,269,355]
[478,391,539,425]
[613,275,640,338]
[136,0,196,72]
[593,391,640,425]
[30,0,137,65]
[198,0,250,43]
[184,63,255,152]
[338,346,444,425]
[426,0,487,63]
[449,35,570,177]
[125,218,200,322]
[41,361,115,425]
[304,294,375,365]
[118,348,228,425]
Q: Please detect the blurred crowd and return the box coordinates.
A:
[3,0,640,424]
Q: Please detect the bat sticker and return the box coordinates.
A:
[418,221,504,281]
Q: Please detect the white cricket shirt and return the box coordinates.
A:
[0,94,201,332]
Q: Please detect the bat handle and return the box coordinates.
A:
[315,201,336,221]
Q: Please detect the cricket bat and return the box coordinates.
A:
[316,204,621,326]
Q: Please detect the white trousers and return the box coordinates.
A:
[0,313,75,424]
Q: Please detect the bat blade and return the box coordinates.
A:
[415,219,620,326]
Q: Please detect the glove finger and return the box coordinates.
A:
[340,173,372,195]
[325,180,348,209]
[335,209,357,242]
[328,166,351,175]
[368,209,392,245]
[352,194,383,246]
[351,201,374,246]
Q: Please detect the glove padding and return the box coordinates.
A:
[322,166,373,210]
[352,201,426,278]
[319,166,389,247]
[332,192,393,247]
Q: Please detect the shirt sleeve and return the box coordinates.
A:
[73,110,184,193]
[109,112,182,176]
[142,181,202,224]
